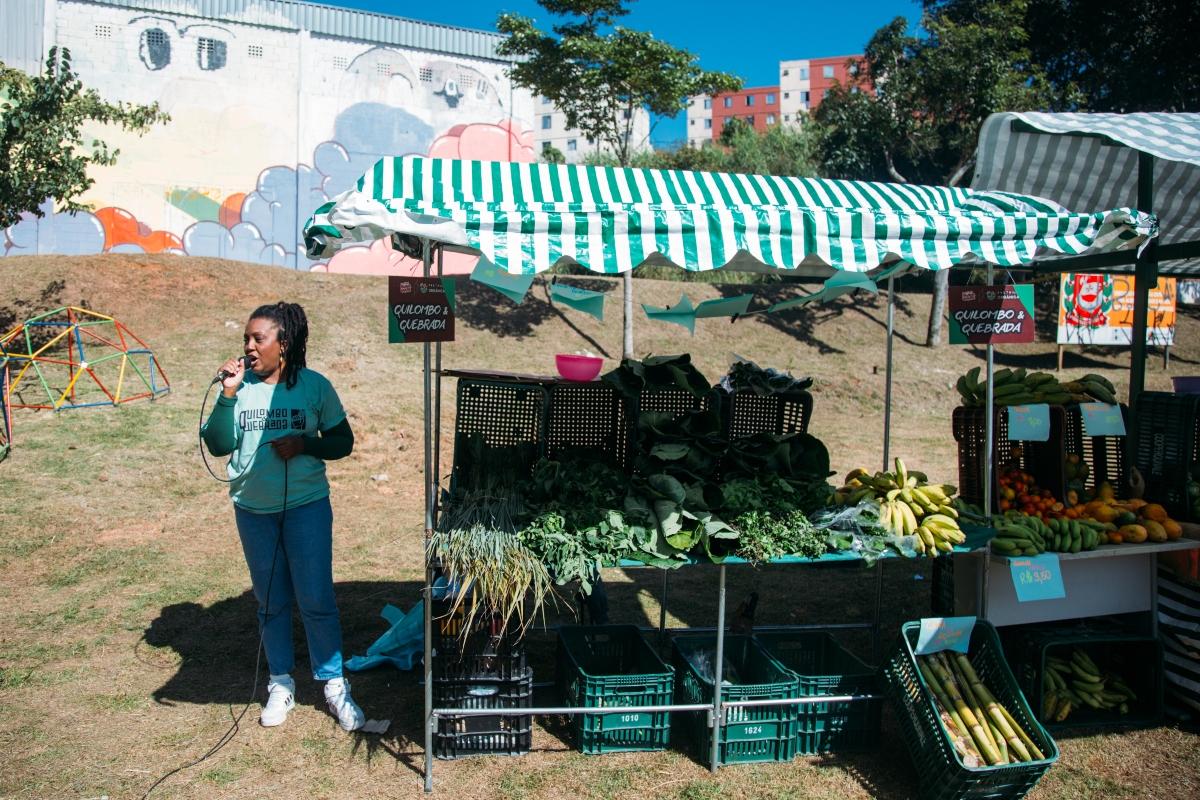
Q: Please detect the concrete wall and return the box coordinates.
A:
[2,0,543,273]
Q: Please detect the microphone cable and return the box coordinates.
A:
[143,379,292,798]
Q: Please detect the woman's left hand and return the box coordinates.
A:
[271,436,305,460]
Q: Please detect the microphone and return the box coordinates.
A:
[214,355,252,384]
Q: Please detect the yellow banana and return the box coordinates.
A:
[879,500,894,533]
[921,484,949,502]
[895,457,908,486]
[937,504,960,519]
[898,501,918,535]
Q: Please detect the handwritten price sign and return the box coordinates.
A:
[915,616,977,655]
[1009,554,1066,602]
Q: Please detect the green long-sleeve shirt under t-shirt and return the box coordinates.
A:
[202,368,353,513]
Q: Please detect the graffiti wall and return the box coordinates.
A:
[1,1,537,275]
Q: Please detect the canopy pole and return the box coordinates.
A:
[433,246,444,529]
[883,276,896,471]
[1130,151,1157,407]
[710,563,727,773]
[422,238,435,794]
[981,262,995,620]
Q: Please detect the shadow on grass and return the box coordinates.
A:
[455,277,618,358]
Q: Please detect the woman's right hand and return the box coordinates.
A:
[219,356,246,397]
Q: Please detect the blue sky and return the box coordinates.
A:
[328,1,919,146]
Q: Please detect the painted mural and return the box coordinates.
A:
[1,13,536,277]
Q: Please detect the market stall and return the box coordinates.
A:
[304,153,1157,792]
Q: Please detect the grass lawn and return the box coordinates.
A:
[1,254,1198,799]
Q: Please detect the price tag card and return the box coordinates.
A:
[1009,553,1066,602]
[1007,404,1051,442]
[1079,403,1126,436]
[915,616,977,655]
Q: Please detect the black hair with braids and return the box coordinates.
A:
[249,302,308,389]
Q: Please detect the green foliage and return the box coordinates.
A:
[0,47,169,228]
[497,1,741,167]
[733,509,826,563]
[810,1,1055,186]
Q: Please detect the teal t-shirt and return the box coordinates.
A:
[217,368,347,513]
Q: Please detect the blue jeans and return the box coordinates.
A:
[235,496,344,680]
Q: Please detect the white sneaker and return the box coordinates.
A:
[260,674,295,727]
[324,677,365,732]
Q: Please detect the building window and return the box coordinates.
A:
[542,141,552,153]
[766,93,775,104]
[783,114,791,121]
[703,97,712,109]
[689,119,695,126]
[745,115,754,125]
[746,95,754,106]
[542,95,552,105]
[94,24,112,39]
[541,115,552,130]
[801,91,810,104]
[419,67,433,82]
[823,65,835,78]
[377,62,393,76]
[568,139,577,151]
[704,118,712,129]
[799,67,809,80]
[783,92,790,99]
[197,37,227,71]
[723,96,733,108]
[782,69,789,76]
[139,28,171,71]
[332,56,348,70]
[248,44,264,59]
[766,113,776,125]
[851,86,859,94]
[622,108,631,119]
[849,63,859,76]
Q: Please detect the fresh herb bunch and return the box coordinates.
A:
[733,509,827,563]
[430,487,553,639]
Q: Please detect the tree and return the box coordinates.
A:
[498,0,741,359]
[808,1,1055,346]
[0,47,168,230]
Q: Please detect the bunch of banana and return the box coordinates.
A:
[990,511,1107,556]
[1058,373,1119,405]
[956,367,1119,408]
[1041,648,1136,722]
[834,459,966,557]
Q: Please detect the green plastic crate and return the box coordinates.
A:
[1007,626,1164,732]
[556,625,674,754]
[884,621,1058,800]
[672,635,800,766]
[755,631,882,755]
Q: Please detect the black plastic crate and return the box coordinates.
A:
[556,625,674,754]
[1007,625,1164,731]
[433,670,533,759]
[1131,391,1200,521]
[724,390,813,440]
[451,379,548,490]
[952,405,1067,511]
[1062,403,1129,496]
[546,382,630,472]
[754,631,882,755]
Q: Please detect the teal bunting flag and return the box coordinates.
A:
[470,257,534,304]
[642,293,754,334]
[768,271,878,313]
[549,283,606,321]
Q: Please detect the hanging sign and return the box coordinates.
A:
[915,616,977,655]
[1057,273,1176,346]
[388,277,455,343]
[1007,404,1050,441]
[948,284,1036,344]
[1079,403,1126,436]
[1009,553,1066,602]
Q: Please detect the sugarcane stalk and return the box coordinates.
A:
[922,654,1003,765]
[919,661,975,748]
[941,652,1001,758]
[952,653,1033,762]
[934,693,984,768]
[989,720,1009,764]
[997,703,1046,761]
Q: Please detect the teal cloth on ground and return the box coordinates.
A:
[768,270,878,312]
[642,293,754,334]
[550,283,606,320]
[344,600,425,672]
[471,257,534,304]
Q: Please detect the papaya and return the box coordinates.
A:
[1115,511,1138,526]
[1107,531,1124,544]
[1126,498,1149,511]
[1141,503,1169,523]
[1118,524,1148,544]
[1144,520,1168,543]
[1163,519,1183,540]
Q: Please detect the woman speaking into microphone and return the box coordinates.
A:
[202,301,365,731]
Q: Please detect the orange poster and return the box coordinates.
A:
[1057,273,1176,346]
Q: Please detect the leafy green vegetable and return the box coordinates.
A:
[733,509,827,563]
[723,360,814,396]
[601,354,711,399]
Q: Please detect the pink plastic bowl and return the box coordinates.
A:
[556,354,603,382]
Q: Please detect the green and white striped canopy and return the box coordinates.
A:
[304,156,1156,275]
